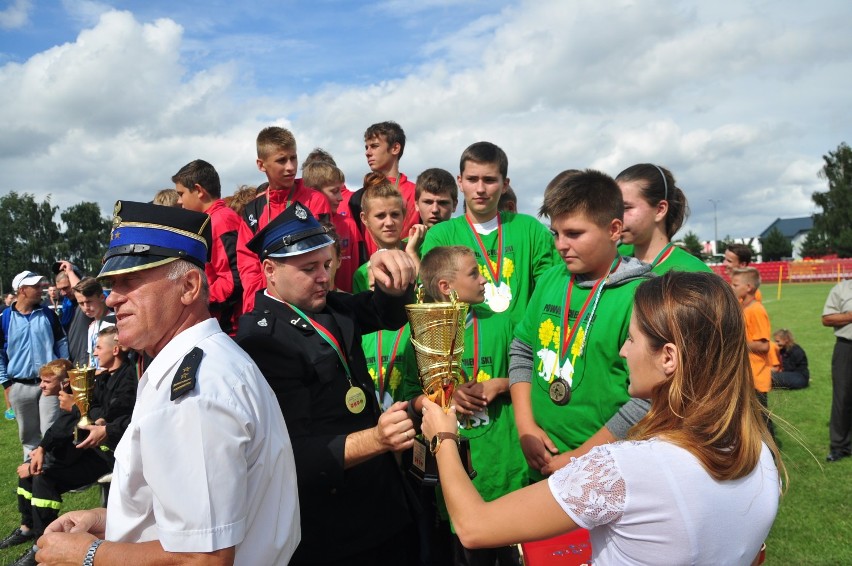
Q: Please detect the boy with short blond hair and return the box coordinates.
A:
[303,161,362,292]
[730,267,774,432]
[420,142,560,326]
[404,245,527,566]
[236,126,333,312]
[509,169,652,481]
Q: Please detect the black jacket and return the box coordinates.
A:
[237,288,413,563]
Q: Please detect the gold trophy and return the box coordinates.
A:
[406,290,476,485]
[68,365,96,444]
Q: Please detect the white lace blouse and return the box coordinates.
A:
[547,439,780,565]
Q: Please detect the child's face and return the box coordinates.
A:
[458,161,507,222]
[95,336,116,368]
[257,147,298,191]
[39,372,63,397]
[619,180,662,246]
[550,211,621,279]
[774,334,788,348]
[364,136,400,175]
[447,254,487,304]
[175,183,205,213]
[361,198,404,248]
[75,291,107,319]
[320,183,344,213]
[729,275,750,300]
[416,191,456,227]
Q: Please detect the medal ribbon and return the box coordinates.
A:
[471,314,480,383]
[376,328,405,399]
[650,243,674,269]
[286,302,353,382]
[556,257,621,378]
[465,212,503,286]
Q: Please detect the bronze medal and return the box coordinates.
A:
[345,386,367,414]
[549,378,571,406]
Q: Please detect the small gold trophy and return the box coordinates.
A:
[406,290,476,485]
[67,365,96,445]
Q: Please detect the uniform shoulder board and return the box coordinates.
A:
[171,347,203,401]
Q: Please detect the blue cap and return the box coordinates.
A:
[247,202,333,260]
[99,201,212,278]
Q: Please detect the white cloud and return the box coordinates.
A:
[1,0,850,243]
[0,0,32,29]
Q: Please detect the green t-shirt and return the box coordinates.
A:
[352,262,370,293]
[362,325,412,411]
[419,212,560,326]
[401,305,528,502]
[652,245,712,275]
[514,264,642,481]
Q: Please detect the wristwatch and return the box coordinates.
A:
[429,432,460,455]
[83,538,104,566]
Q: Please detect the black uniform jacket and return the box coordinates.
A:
[237,287,414,563]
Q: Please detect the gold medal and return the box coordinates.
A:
[345,386,367,414]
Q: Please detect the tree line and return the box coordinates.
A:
[0,192,111,294]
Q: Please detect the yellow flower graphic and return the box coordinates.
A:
[389,367,402,393]
[502,257,514,280]
[538,319,555,348]
[571,326,585,358]
[476,369,491,383]
[478,263,492,282]
[368,367,377,387]
[552,325,561,350]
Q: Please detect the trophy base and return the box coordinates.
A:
[73,426,90,446]
[409,435,476,486]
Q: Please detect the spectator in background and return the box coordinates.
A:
[72,277,115,368]
[0,271,68,459]
[152,189,180,207]
[822,278,852,462]
[771,329,810,390]
[724,243,762,302]
[498,184,517,213]
[173,159,244,336]
[225,185,258,217]
[415,168,458,228]
[303,160,362,292]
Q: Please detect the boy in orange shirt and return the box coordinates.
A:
[730,267,774,436]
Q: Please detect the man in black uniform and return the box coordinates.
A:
[237,202,418,566]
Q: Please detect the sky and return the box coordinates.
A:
[1,0,851,243]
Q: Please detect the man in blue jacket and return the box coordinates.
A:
[0,271,69,460]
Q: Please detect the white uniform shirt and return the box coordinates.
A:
[106,318,300,564]
[548,439,779,566]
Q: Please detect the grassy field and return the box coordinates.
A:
[761,282,851,565]
[0,282,846,564]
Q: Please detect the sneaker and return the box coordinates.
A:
[0,528,35,549]
[10,546,37,566]
[4,408,14,420]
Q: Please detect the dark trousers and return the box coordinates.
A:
[771,371,809,390]
[830,338,852,453]
[453,537,522,566]
[755,391,775,440]
[18,450,111,536]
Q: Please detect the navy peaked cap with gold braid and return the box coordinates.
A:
[98,200,212,279]
[247,201,333,260]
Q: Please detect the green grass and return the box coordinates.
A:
[762,282,851,565]
[0,282,845,563]
[0,420,100,564]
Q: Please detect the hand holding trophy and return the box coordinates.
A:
[406,290,476,485]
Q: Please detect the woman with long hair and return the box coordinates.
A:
[422,271,783,564]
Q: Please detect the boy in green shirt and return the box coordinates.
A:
[404,245,527,565]
[419,142,560,326]
[509,169,652,481]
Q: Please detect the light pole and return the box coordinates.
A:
[708,199,720,254]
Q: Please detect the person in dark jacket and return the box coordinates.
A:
[771,328,810,390]
[236,202,419,566]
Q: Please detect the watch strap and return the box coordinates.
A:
[83,538,104,566]
[430,432,460,455]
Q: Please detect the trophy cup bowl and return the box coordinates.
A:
[405,294,476,485]
[68,365,96,443]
